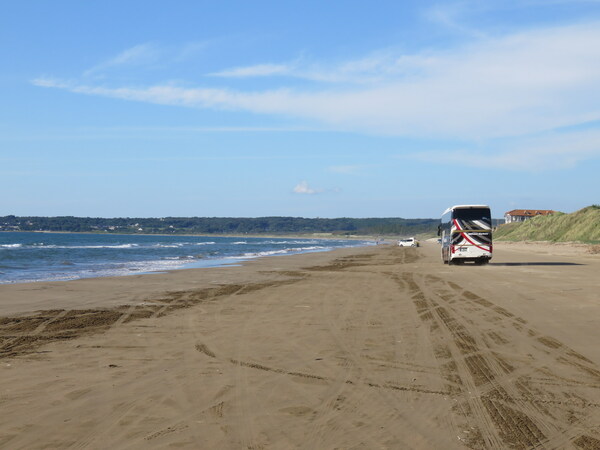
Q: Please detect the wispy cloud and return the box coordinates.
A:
[424,2,488,38]
[293,181,321,195]
[210,63,293,78]
[83,41,214,77]
[328,165,367,175]
[406,128,600,171]
[423,0,600,37]
[84,43,161,77]
[209,52,435,84]
[35,21,600,139]
[33,21,600,171]
[173,41,211,62]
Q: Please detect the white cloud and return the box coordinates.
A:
[33,22,600,172]
[293,181,320,194]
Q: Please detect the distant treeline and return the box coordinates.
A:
[0,215,439,236]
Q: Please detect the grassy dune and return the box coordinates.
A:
[494,206,600,243]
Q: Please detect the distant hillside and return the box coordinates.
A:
[494,206,600,243]
[0,215,438,237]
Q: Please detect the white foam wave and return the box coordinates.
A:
[120,259,191,273]
[0,258,192,284]
[31,244,140,249]
[256,240,320,245]
[79,244,139,249]
[0,273,81,284]
[227,245,327,259]
[0,243,23,248]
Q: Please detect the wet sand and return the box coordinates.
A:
[1,242,600,449]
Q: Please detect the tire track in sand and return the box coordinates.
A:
[399,271,600,449]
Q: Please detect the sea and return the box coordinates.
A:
[0,232,373,284]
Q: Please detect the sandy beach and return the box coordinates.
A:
[1,242,600,449]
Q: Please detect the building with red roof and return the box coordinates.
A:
[504,209,555,223]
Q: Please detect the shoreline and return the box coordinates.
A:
[0,244,382,316]
[0,233,377,286]
[0,245,383,359]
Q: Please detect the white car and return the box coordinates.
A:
[398,237,418,247]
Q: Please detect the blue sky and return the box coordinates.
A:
[2,0,599,218]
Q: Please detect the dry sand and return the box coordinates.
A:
[1,242,599,449]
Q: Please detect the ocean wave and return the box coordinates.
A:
[0,272,81,284]
[35,244,140,249]
[111,259,191,274]
[76,244,140,249]
[228,245,327,259]
[0,243,23,248]
[0,258,192,284]
[254,240,324,245]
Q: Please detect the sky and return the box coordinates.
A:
[1,0,599,219]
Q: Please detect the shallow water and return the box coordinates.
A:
[0,232,371,284]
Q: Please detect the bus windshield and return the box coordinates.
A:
[453,208,491,222]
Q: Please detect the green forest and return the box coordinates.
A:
[0,215,439,237]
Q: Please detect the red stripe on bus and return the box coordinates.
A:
[453,219,491,253]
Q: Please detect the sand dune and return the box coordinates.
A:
[1,242,599,448]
